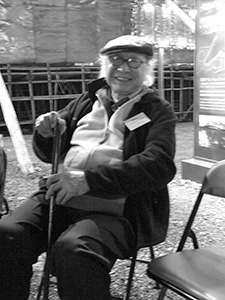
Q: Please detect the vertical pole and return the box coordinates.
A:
[0,135,6,214]
[6,64,12,97]
[47,64,53,111]
[170,66,174,108]
[28,70,36,125]
[54,74,60,111]
[158,47,165,99]
[81,65,86,93]
[180,75,184,116]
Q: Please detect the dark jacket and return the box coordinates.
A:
[33,78,176,250]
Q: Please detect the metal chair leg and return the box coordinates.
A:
[35,276,44,300]
[157,286,167,300]
[149,246,160,289]
[123,246,160,299]
[123,253,137,300]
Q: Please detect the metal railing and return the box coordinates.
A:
[163,65,194,121]
[0,63,194,127]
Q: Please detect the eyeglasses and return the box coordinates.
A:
[108,55,147,69]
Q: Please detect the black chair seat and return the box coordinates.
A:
[147,247,225,300]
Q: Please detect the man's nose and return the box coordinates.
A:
[117,61,130,72]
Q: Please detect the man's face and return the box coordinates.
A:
[105,52,148,100]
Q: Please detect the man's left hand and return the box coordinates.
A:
[45,170,90,205]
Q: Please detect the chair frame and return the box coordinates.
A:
[147,159,225,300]
[36,246,159,300]
[123,246,160,300]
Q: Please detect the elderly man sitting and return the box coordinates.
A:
[0,35,176,300]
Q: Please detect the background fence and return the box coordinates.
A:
[163,65,194,121]
[0,63,194,130]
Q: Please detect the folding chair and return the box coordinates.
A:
[147,159,225,300]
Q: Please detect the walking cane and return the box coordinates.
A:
[36,119,61,300]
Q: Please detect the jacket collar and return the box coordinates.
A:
[87,78,108,100]
[87,78,158,104]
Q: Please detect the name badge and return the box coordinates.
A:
[124,112,151,131]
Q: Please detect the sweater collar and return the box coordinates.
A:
[87,78,155,104]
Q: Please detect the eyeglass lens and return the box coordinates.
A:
[109,55,143,69]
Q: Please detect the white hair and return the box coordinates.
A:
[98,54,156,87]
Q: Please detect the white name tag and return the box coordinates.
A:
[124,112,151,131]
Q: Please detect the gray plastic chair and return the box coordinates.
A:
[147,159,225,300]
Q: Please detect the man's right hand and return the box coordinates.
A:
[35,111,66,138]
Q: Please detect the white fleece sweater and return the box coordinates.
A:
[61,88,148,215]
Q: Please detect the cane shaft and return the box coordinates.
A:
[43,121,61,300]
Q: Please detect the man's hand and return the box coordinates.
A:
[45,169,90,205]
[35,111,66,138]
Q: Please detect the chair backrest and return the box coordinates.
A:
[177,159,225,252]
[202,159,225,197]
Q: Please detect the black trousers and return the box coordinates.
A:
[0,189,135,300]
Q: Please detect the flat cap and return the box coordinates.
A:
[100,35,153,57]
